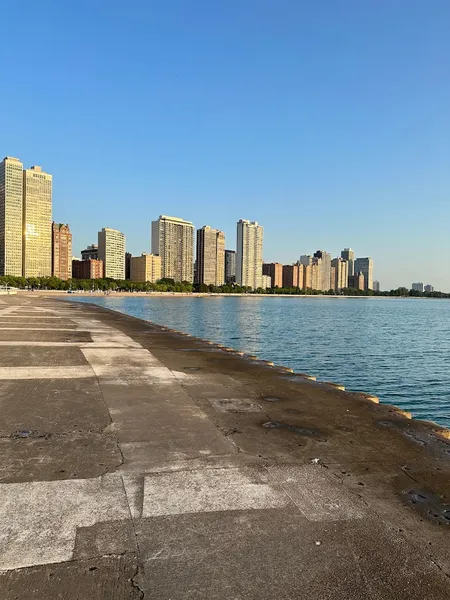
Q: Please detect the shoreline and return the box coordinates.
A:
[16,289,449,300]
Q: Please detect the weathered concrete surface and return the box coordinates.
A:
[0,296,449,599]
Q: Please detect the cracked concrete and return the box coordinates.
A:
[0,294,449,599]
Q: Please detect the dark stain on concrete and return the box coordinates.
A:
[262,421,318,436]
[0,556,143,600]
[403,489,450,526]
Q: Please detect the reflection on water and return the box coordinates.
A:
[72,295,450,427]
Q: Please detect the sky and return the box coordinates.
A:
[1,0,449,290]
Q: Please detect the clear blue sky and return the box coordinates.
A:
[2,0,449,290]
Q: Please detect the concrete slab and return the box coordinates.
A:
[82,347,163,367]
[141,467,291,517]
[0,378,111,436]
[0,474,130,570]
[0,433,122,483]
[0,366,95,379]
[118,442,240,475]
[267,464,365,521]
[136,509,450,600]
[0,346,89,366]
[0,330,92,342]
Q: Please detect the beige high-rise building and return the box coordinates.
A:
[311,260,321,290]
[130,253,161,283]
[151,215,194,282]
[0,157,23,276]
[313,250,332,291]
[236,220,263,289]
[330,266,336,291]
[22,165,52,278]
[300,256,313,290]
[303,263,312,290]
[195,226,225,286]
[98,227,126,279]
[331,257,349,291]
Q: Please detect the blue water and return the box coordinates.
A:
[72,295,450,427]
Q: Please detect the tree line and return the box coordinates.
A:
[0,275,448,298]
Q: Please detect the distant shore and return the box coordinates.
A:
[19,290,447,300]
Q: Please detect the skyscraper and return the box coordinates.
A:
[22,165,52,277]
[195,226,225,286]
[236,220,263,289]
[341,248,355,277]
[331,258,349,292]
[313,250,332,291]
[354,257,374,290]
[330,266,336,291]
[373,280,380,292]
[424,284,434,293]
[303,264,312,289]
[151,215,194,282]
[412,282,424,292]
[0,157,23,276]
[262,263,283,288]
[98,227,126,279]
[52,223,72,281]
[224,250,236,283]
[311,259,321,290]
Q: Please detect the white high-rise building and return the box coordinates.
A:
[341,248,355,277]
[236,219,263,289]
[0,157,23,276]
[98,227,126,279]
[151,215,194,282]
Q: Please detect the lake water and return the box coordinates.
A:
[71,295,450,427]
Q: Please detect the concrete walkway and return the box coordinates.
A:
[0,295,449,599]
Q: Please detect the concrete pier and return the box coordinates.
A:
[0,295,449,599]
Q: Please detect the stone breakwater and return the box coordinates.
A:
[0,294,449,600]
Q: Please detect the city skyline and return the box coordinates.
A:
[0,152,444,292]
